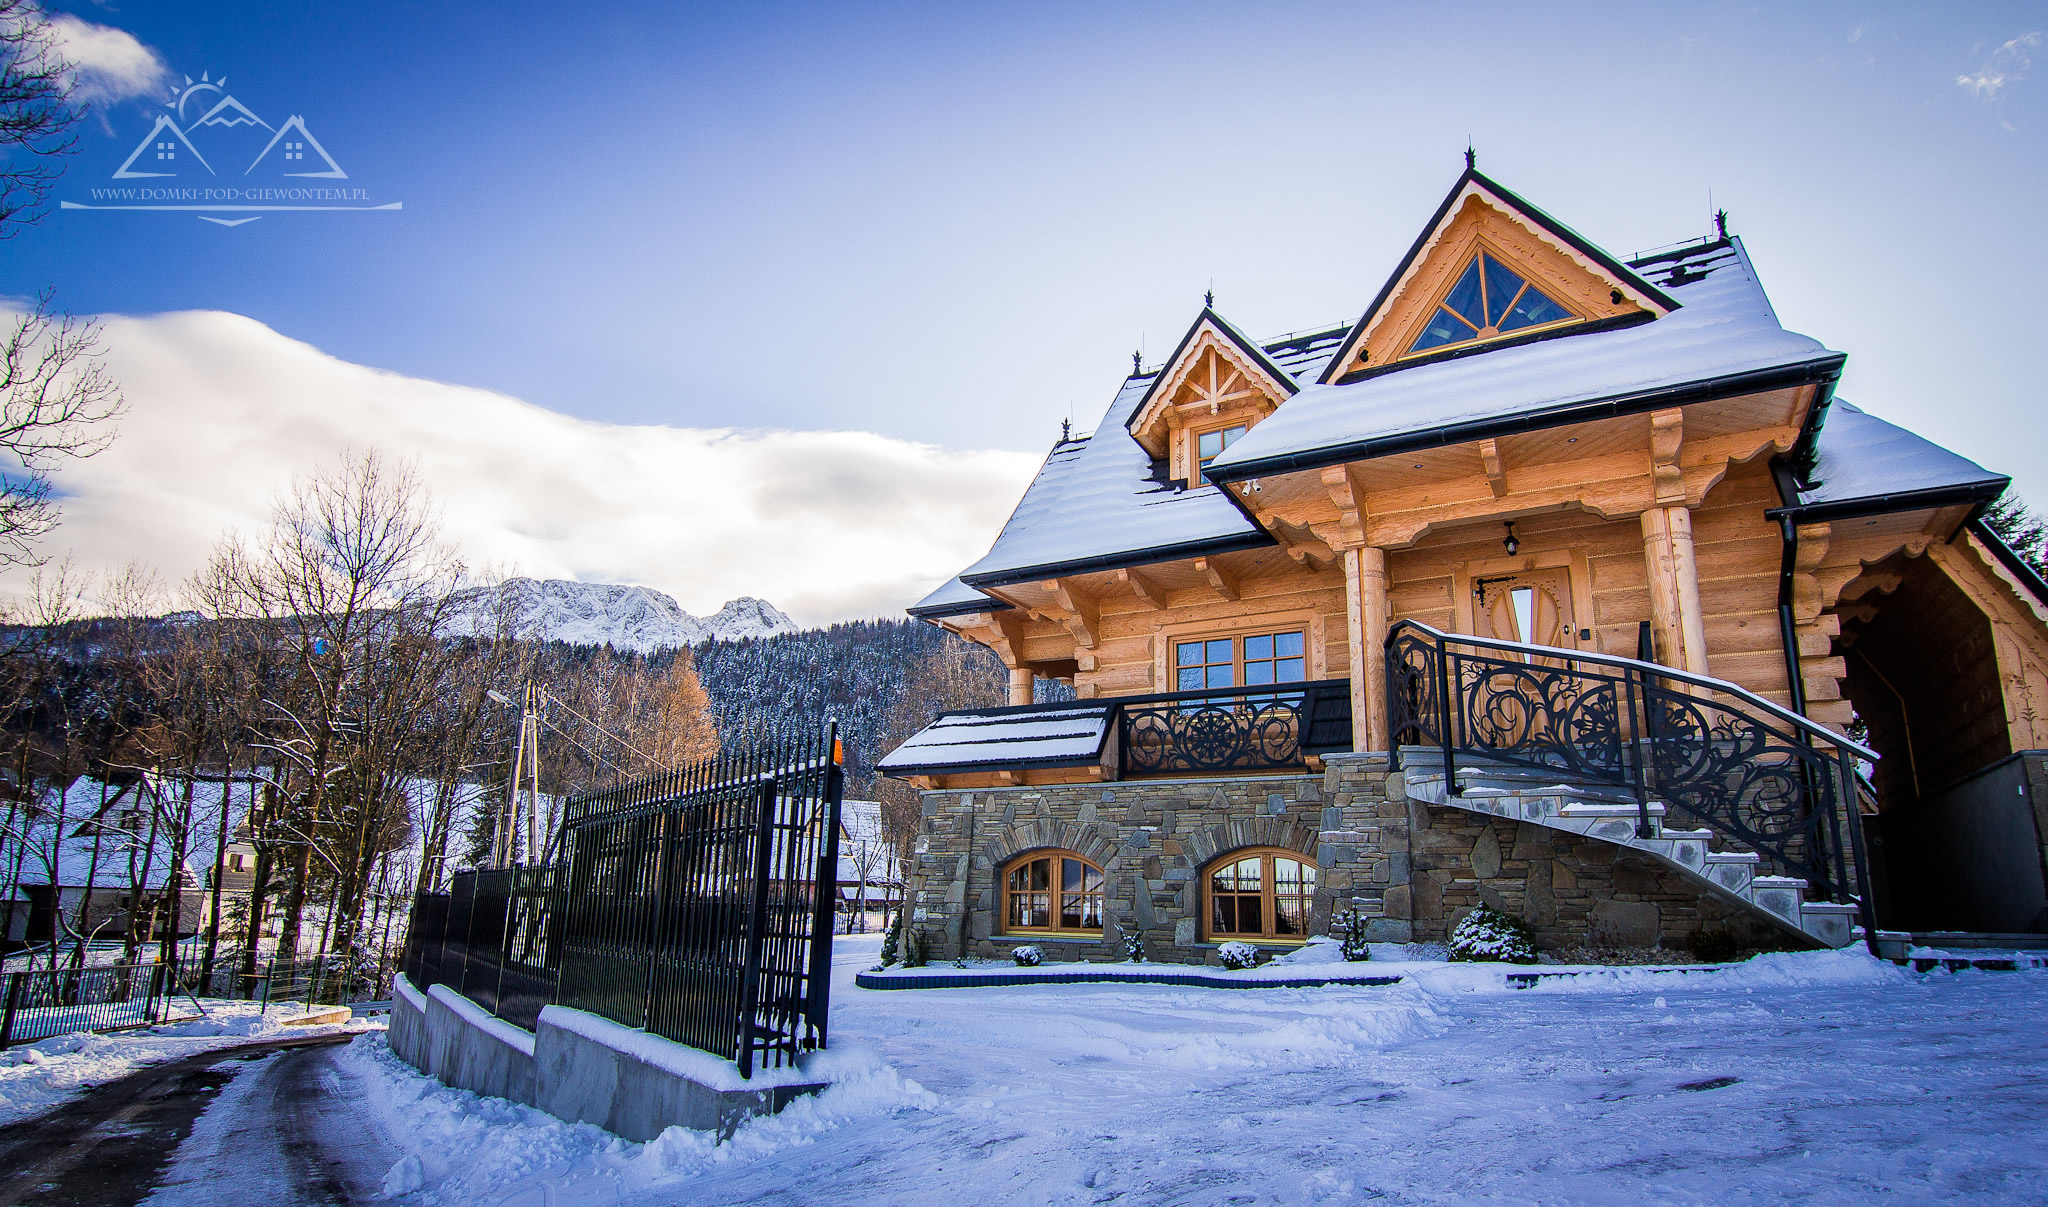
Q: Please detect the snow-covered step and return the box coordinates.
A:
[1799,902,1860,949]
[1703,851,1760,897]
[1749,875,1809,926]
[1401,760,1853,949]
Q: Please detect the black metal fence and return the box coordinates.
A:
[401,725,844,1078]
[1384,620,1875,916]
[0,961,174,1048]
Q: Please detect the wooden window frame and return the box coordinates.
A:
[1000,850,1106,936]
[1187,420,1249,487]
[1151,608,1329,690]
[1170,628,1308,693]
[1202,847,1319,943]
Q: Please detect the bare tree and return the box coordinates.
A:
[0,294,125,565]
[0,0,83,234]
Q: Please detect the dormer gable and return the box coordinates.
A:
[1127,308,1299,487]
[1321,168,1679,385]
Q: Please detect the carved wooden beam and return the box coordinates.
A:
[1478,438,1508,499]
[1650,408,1685,505]
[1040,578,1100,649]
[1117,567,1168,609]
[1194,556,1241,602]
[1259,512,1335,571]
[1319,464,1368,549]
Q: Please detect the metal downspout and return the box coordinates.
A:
[1776,514,1808,717]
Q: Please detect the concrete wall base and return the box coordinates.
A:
[387,976,822,1142]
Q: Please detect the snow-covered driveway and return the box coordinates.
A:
[334,936,2048,1205]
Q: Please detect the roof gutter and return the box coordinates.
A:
[905,596,1015,621]
[1208,353,1846,484]
[1762,478,2007,527]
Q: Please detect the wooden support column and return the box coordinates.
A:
[1640,505,1710,678]
[1359,546,1391,753]
[1008,667,1034,707]
[1307,542,1393,749]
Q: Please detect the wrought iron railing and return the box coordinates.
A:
[400,724,844,1078]
[1117,680,1351,776]
[1385,620,1876,918]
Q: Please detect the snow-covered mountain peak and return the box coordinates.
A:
[445,579,796,652]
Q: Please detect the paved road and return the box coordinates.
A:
[0,1035,394,1207]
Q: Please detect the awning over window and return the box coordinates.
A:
[876,703,1114,776]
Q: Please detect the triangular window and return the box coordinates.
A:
[1407,252,1574,355]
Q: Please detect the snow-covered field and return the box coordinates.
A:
[317,934,2048,1205]
[0,1000,372,1127]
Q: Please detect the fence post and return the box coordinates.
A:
[0,970,21,1049]
[805,737,845,1049]
[147,961,168,1024]
[1435,637,1459,796]
[734,776,779,1080]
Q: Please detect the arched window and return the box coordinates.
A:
[1204,849,1317,942]
[1002,851,1105,935]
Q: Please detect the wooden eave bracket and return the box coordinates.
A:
[1259,512,1335,570]
[1040,578,1101,649]
[1650,408,1685,505]
[1478,438,1507,499]
[1194,556,1242,602]
[1117,567,1168,609]
[1318,464,1368,548]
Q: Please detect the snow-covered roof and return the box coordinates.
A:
[1206,237,1842,481]
[1784,401,2006,514]
[910,324,1354,609]
[876,703,1114,775]
[951,375,1269,589]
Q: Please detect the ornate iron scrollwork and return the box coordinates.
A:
[1384,620,1867,906]
[1119,687,1323,775]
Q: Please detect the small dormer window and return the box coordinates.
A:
[1193,424,1247,485]
[1408,251,1573,355]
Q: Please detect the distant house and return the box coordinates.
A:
[882,165,2048,964]
[836,799,901,915]
[2,800,212,954]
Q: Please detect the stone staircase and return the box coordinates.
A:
[1398,747,1862,949]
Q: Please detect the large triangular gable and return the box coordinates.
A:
[1320,168,1679,386]
[1126,307,1299,458]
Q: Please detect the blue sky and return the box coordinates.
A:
[7,1,2048,618]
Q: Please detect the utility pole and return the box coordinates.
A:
[489,685,542,868]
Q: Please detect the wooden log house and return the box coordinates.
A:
[881,164,2048,964]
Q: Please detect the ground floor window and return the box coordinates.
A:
[1003,851,1104,934]
[1204,849,1316,941]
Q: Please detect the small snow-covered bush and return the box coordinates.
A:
[904,927,931,968]
[879,908,903,967]
[1447,904,1539,964]
[1331,909,1372,962]
[1217,941,1261,970]
[1122,929,1145,963]
[1011,945,1043,967]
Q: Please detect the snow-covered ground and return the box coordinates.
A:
[0,999,373,1128]
[315,934,2048,1205]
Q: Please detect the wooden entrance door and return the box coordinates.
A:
[1472,567,1577,650]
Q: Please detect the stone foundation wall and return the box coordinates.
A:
[907,754,1800,964]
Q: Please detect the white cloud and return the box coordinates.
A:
[8,310,1039,627]
[46,11,169,105]
[1957,31,2042,100]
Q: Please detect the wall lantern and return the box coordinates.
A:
[1503,521,1519,556]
